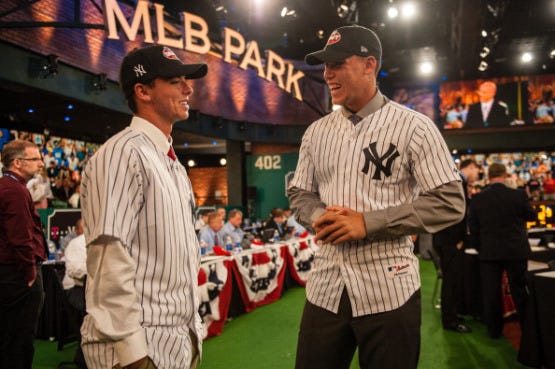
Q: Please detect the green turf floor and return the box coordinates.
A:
[32,259,532,369]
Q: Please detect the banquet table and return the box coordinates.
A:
[38,236,318,343]
[518,269,555,369]
[198,236,317,338]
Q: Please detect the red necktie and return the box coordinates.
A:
[167,146,176,161]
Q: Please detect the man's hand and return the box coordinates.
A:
[313,206,366,244]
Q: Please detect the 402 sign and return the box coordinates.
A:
[253,155,282,171]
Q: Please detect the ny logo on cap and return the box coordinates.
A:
[361,46,368,53]
[327,30,341,45]
[134,64,147,77]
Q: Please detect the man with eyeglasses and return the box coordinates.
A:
[0,139,49,369]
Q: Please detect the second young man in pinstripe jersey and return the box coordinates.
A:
[80,45,207,369]
[288,26,465,369]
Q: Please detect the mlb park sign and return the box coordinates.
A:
[103,0,305,101]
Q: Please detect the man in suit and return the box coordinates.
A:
[464,81,512,128]
[469,163,536,338]
[433,159,480,333]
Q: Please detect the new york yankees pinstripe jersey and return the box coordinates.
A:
[80,117,202,369]
[289,90,461,316]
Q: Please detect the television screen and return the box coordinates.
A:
[439,74,555,130]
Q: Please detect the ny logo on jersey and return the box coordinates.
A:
[133,64,147,77]
[361,142,400,179]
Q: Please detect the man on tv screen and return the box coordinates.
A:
[465,81,512,128]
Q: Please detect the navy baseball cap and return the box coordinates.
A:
[120,45,207,94]
[305,25,382,69]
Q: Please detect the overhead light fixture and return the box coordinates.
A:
[387,6,398,18]
[480,46,490,58]
[550,49,555,59]
[92,73,107,90]
[481,30,488,38]
[280,6,296,17]
[187,160,196,167]
[42,54,59,78]
[213,0,227,16]
[401,2,416,18]
[219,158,227,166]
[478,60,488,71]
[337,3,349,18]
[521,52,533,63]
[418,61,433,75]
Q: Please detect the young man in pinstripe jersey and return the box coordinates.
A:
[288,26,465,369]
[80,45,207,369]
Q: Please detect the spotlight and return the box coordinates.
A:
[27,108,34,113]
[212,140,218,145]
[187,160,196,167]
[92,73,107,90]
[481,30,488,38]
[521,52,533,63]
[42,54,59,78]
[418,61,433,75]
[317,29,325,39]
[387,6,399,18]
[401,2,416,18]
[337,3,349,18]
[213,0,227,14]
[551,49,555,59]
[478,61,488,71]
[219,158,227,166]
[479,46,490,58]
[280,6,296,17]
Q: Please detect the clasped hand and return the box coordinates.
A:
[313,206,367,244]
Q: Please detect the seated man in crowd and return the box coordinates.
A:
[60,218,84,252]
[220,209,245,245]
[263,208,288,239]
[61,223,87,368]
[198,211,224,253]
[284,207,307,235]
[194,209,211,233]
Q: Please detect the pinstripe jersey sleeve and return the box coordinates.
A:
[408,114,460,190]
[288,123,327,226]
[81,131,144,249]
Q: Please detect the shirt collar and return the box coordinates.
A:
[2,170,26,185]
[340,89,388,121]
[481,100,493,109]
[129,116,172,154]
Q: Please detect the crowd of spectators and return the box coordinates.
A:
[0,128,99,209]
[460,151,554,201]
